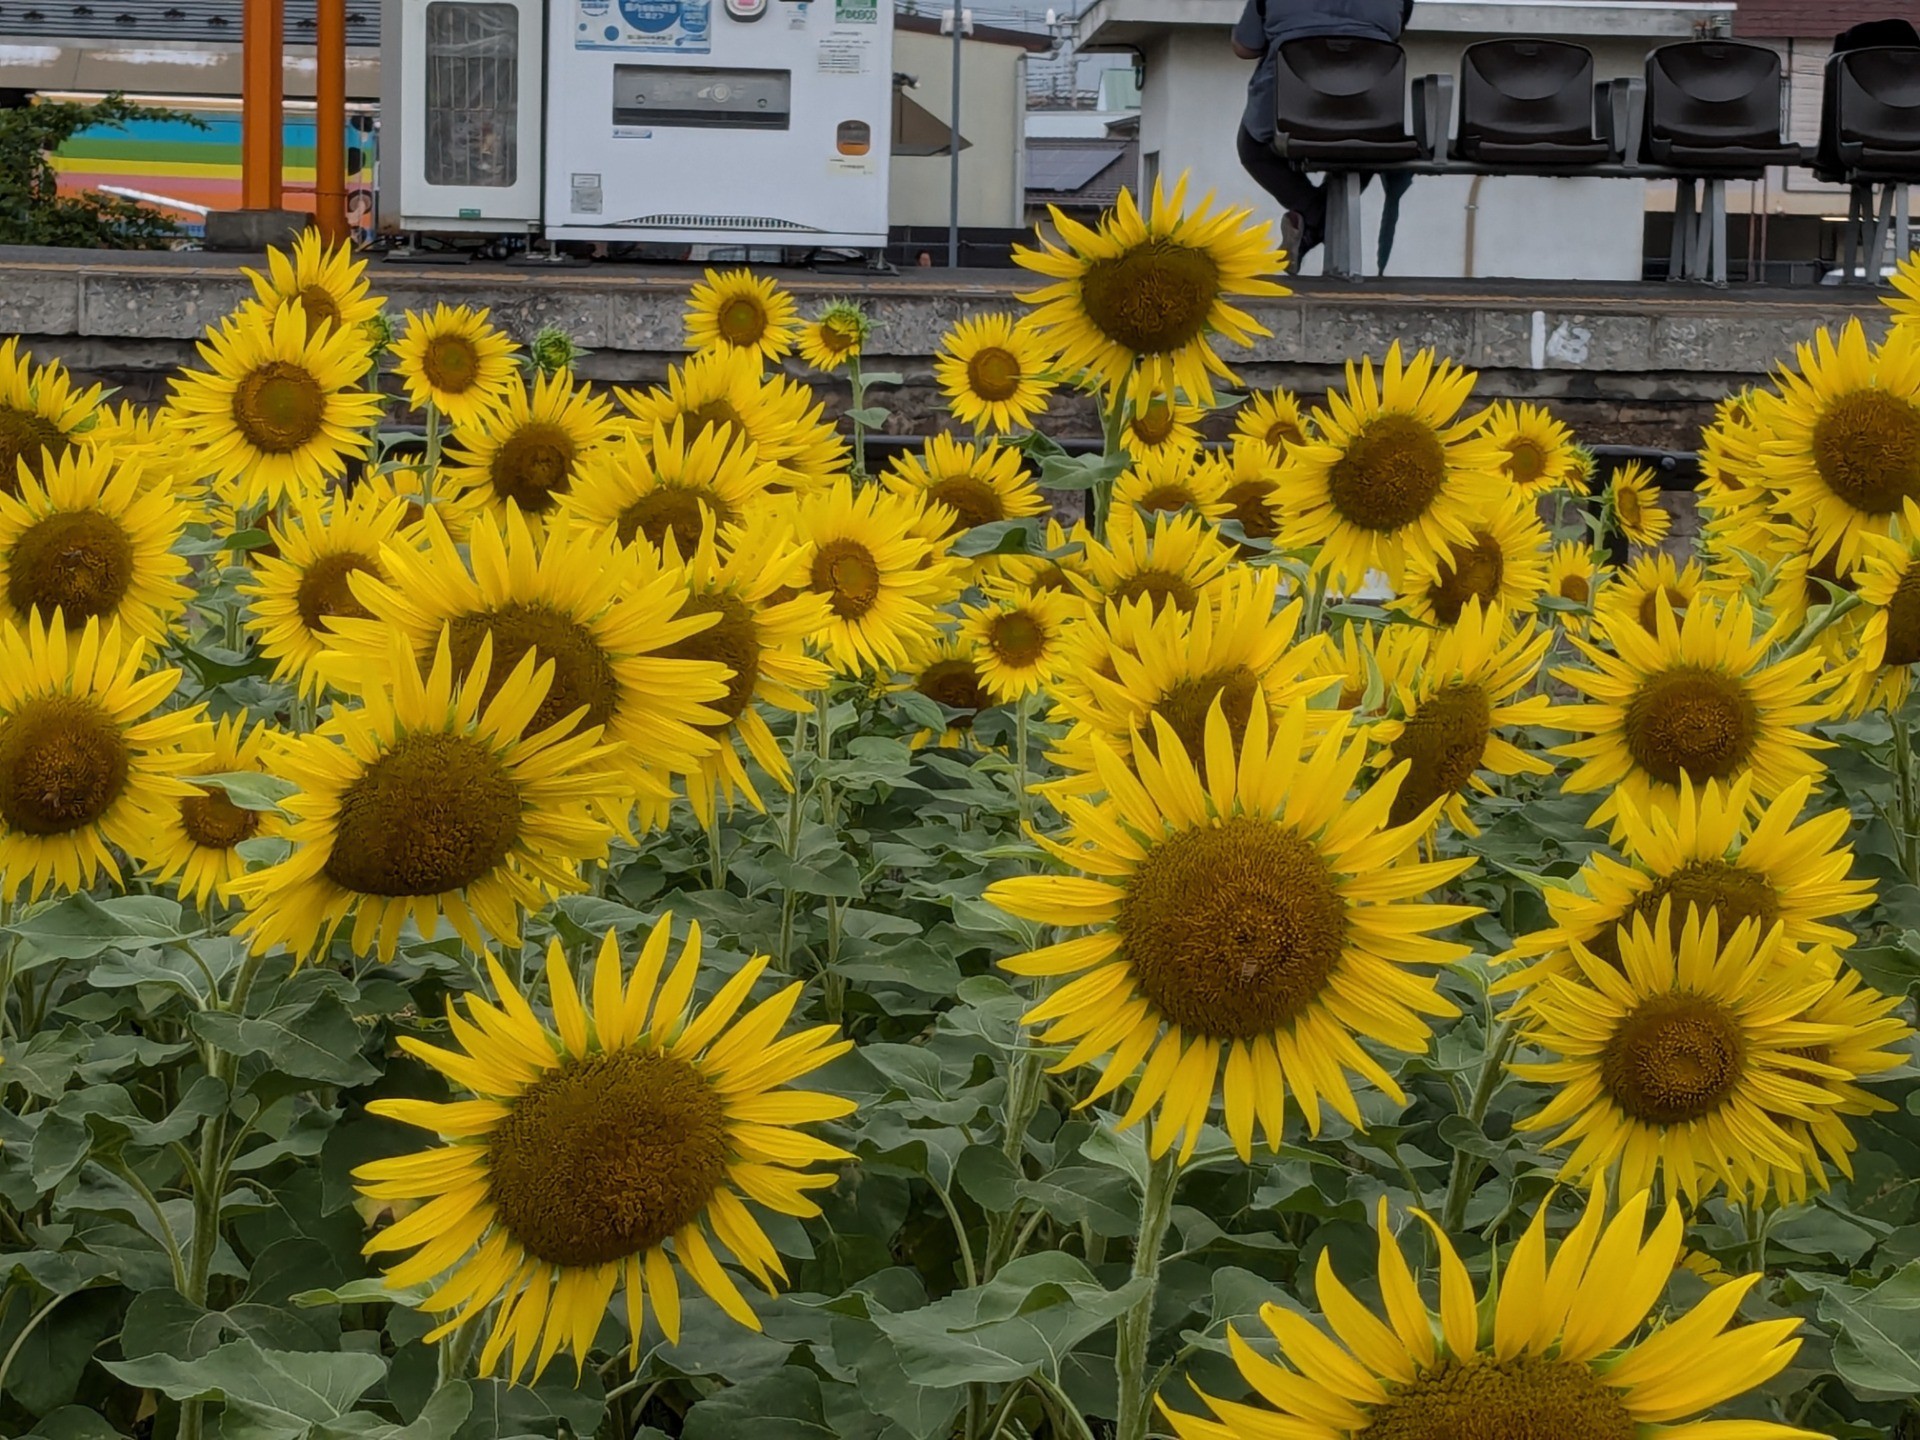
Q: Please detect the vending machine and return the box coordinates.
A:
[542,0,894,251]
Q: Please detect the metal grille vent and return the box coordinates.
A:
[424,1,518,189]
[614,213,820,231]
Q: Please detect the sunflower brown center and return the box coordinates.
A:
[0,695,128,835]
[916,657,991,720]
[817,319,859,357]
[1622,666,1759,786]
[296,285,342,333]
[490,422,579,513]
[687,398,743,447]
[1601,992,1746,1124]
[0,407,74,497]
[812,539,882,619]
[661,592,760,724]
[1265,415,1305,448]
[1121,817,1348,1040]
[179,784,261,850]
[928,476,1006,533]
[718,297,767,347]
[486,1050,730,1268]
[233,362,325,454]
[421,335,481,396]
[1327,413,1449,533]
[322,731,521,896]
[1559,573,1591,604]
[1113,569,1197,615]
[1636,585,1690,633]
[1131,401,1177,447]
[616,487,731,552]
[1588,861,1779,970]
[1222,480,1279,540]
[1077,241,1222,356]
[1883,561,1920,667]
[1615,482,1644,527]
[1503,437,1549,489]
[1426,532,1504,625]
[294,552,380,634]
[966,347,1023,403]
[1136,485,1196,515]
[1362,1354,1636,1440]
[988,610,1048,668]
[7,509,135,626]
[1811,389,1920,515]
[446,602,621,739]
[1387,681,1491,827]
[1144,666,1261,764]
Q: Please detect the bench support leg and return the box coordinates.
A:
[1706,178,1726,287]
[1322,171,1365,281]
[1668,178,1693,282]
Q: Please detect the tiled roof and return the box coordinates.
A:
[1729,1,1914,38]
[0,0,379,45]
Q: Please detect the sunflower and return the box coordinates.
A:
[1396,488,1549,628]
[1513,906,1867,1201]
[1204,441,1281,550]
[1164,1184,1821,1440]
[1553,595,1835,835]
[168,304,382,508]
[1890,248,1920,331]
[560,419,777,558]
[684,268,799,364]
[1853,510,1920,709]
[641,514,832,829]
[906,634,997,748]
[141,713,287,909]
[961,584,1082,702]
[882,435,1047,538]
[0,446,191,642]
[1307,618,1427,714]
[1120,394,1206,461]
[240,484,414,700]
[619,347,846,492]
[1275,344,1508,592]
[1368,602,1555,836]
[0,338,100,499]
[995,516,1093,598]
[1015,176,1289,408]
[1071,509,1236,617]
[794,301,870,374]
[990,700,1474,1161]
[0,614,205,901]
[1111,447,1229,531]
[1592,551,1719,638]
[1755,320,1920,570]
[1233,386,1309,452]
[391,304,521,428]
[354,913,853,1379]
[319,507,730,798]
[1767,954,1912,1202]
[1543,541,1603,633]
[83,401,208,521]
[1608,461,1671,548]
[437,367,618,526]
[241,229,382,338]
[791,479,957,673]
[1480,399,1584,495]
[934,313,1058,434]
[1047,566,1332,792]
[233,630,621,962]
[1500,774,1874,994]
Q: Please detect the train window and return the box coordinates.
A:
[424,2,519,187]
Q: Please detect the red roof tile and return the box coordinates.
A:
[1731,1,1920,38]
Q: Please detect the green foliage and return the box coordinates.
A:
[0,94,197,249]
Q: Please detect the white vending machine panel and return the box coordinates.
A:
[544,0,892,248]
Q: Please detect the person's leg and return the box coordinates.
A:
[1235,125,1325,249]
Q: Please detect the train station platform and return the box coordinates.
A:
[0,245,1895,448]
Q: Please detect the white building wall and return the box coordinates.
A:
[891,29,1029,228]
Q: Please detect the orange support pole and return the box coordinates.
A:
[241,0,284,211]
[315,0,348,242]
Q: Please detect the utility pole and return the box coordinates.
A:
[314,0,347,242]
[945,6,968,268]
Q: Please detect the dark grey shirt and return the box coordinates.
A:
[1236,0,1415,140]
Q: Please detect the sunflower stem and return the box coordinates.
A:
[436,1317,481,1386]
[1440,1015,1519,1235]
[848,353,868,479]
[1114,1146,1180,1440]
[1894,711,1920,882]
[706,818,727,892]
[775,704,810,972]
[1094,388,1128,542]
[1302,566,1329,638]
[1013,693,1032,831]
[420,400,442,504]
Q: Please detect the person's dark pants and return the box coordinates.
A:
[1236,124,1326,248]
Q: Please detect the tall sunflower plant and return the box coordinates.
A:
[0,220,1917,1440]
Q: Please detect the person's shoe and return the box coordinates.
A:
[1281,211,1305,273]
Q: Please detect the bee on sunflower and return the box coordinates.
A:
[0,337,101,498]
[240,229,381,339]
[1015,176,1289,408]
[1607,460,1671,548]
[141,714,288,910]
[933,313,1058,433]
[1164,1184,1823,1440]
[989,698,1477,1161]
[437,366,619,526]
[168,304,382,508]
[684,267,799,364]
[391,303,521,428]
[354,914,853,1378]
